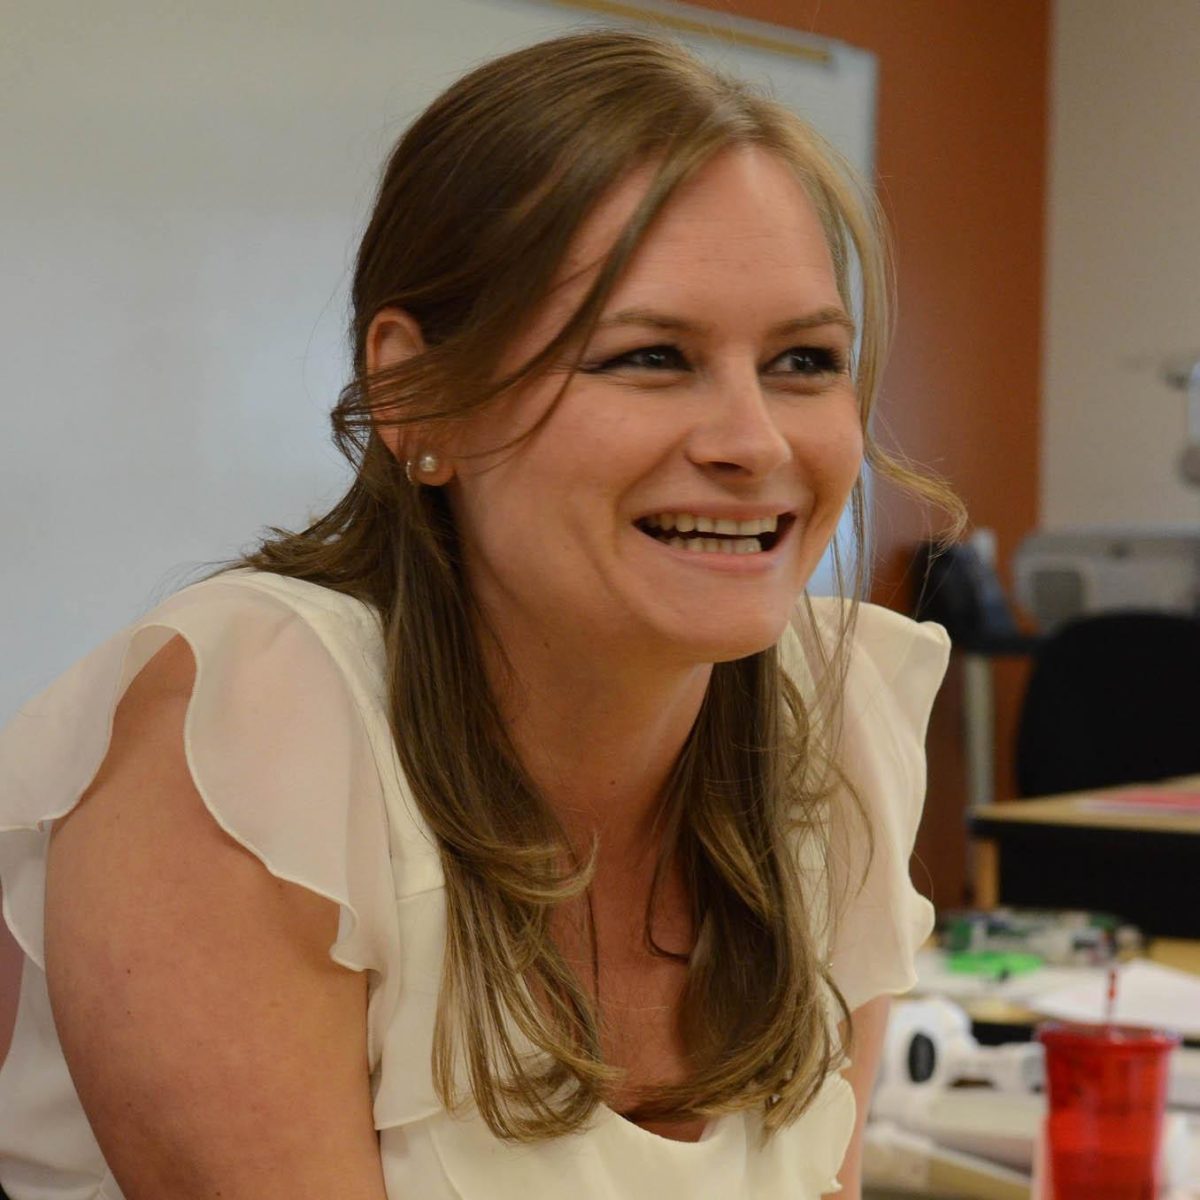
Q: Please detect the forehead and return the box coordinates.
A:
[558,145,841,318]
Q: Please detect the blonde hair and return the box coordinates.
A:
[238,29,963,1141]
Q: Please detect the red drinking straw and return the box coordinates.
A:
[1104,965,1118,1025]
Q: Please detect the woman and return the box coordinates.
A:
[0,30,956,1200]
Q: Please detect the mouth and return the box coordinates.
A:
[633,511,795,555]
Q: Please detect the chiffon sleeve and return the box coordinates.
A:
[786,600,950,1014]
[0,577,399,1063]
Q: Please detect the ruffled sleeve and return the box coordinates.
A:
[0,574,400,1064]
[786,599,950,1015]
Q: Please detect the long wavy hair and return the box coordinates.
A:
[235,30,962,1141]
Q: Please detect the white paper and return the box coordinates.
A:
[1030,960,1200,1038]
[913,947,1099,1007]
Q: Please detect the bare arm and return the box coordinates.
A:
[823,993,891,1200]
[44,636,389,1200]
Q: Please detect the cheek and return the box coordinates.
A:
[445,394,565,562]
[448,443,589,576]
[801,409,865,503]
[452,474,538,569]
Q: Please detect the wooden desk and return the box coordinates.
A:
[969,777,1200,939]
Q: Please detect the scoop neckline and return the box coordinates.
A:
[598,1102,739,1148]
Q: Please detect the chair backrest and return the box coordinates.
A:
[1015,611,1200,797]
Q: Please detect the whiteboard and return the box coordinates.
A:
[0,0,876,721]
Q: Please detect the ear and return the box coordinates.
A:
[364,308,453,483]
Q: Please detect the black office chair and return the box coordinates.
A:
[1015,610,1200,797]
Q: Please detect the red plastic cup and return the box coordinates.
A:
[1037,1021,1180,1199]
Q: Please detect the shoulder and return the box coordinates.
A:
[781,597,949,730]
[159,568,383,649]
[786,595,949,672]
[117,567,383,723]
[842,600,950,690]
[1,569,391,874]
[144,568,389,707]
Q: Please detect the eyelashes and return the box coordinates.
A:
[595,345,688,372]
[766,346,848,378]
[580,343,848,378]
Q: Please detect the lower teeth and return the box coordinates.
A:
[664,536,762,554]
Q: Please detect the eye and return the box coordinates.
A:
[584,344,689,373]
[766,346,847,377]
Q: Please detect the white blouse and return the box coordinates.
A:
[0,569,948,1200]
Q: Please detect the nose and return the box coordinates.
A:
[685,367,793,480]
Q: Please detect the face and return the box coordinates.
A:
[446,146,863,668]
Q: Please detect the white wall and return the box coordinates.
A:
[0,0,875,722]
[1043,0,1200,529]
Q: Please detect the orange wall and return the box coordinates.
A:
[691,0,1049,908]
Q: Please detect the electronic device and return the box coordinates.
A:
[1013,528,1200,632]
[879,996,1044,1096]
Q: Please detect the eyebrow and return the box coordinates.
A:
[593,305,857,339]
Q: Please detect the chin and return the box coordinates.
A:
[668,615,791,666]
[709,639,782,665]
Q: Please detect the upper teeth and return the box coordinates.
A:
[645,514,779,535]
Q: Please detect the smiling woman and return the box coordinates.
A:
[0,29,959,1200]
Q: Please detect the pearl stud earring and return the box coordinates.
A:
[404,452,441,484]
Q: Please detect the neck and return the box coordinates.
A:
[480,622,712,862]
